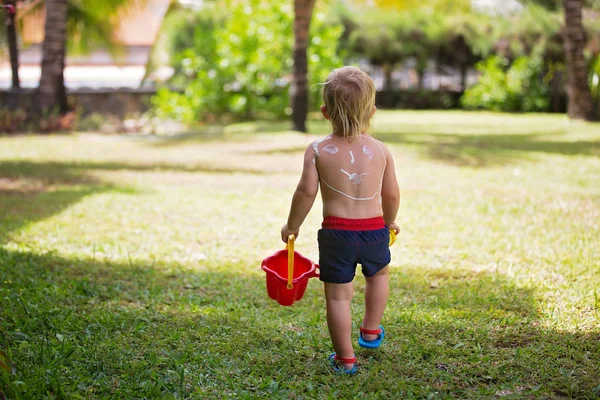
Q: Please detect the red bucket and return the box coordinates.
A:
[261,238,319,306]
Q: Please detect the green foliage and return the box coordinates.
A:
[308,11,346,112]
[350,0,473,13]
[496,4,563,62]
[347,7,497,77]
[18,0,145,56]
[348,9,406,66]
[521,0,600,11]
[163,4,224,88]
[0,108,27,133]
[493,3,600,63]
[67,0,121,55]
[442,13,497,59]
[462,55,550,112]
[348,8,446,64]
[589,54,600,103]
[152,0,343,123]
[0,9,6,57]
[395,9,446,74]
[520,0,562,10]
[435,12,498,80]
[345,1,600,77]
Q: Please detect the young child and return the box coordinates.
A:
[281,66,400,374]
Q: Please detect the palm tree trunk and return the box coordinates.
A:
[37,0,69,114]
[382,63,393,108]
[563,0,595,120]
[460,64,468,92]
[5,0,20,89]
[291,0,316,133]
[550,68,564,113]
[416,58,427,90]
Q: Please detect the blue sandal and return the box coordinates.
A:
[328,353,357,374]
[358,325,385,349]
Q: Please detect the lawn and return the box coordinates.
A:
[0,111,599,399]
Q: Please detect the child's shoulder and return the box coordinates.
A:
[363,135,392,156]
[365,135,386,146]
[308,134,334,154]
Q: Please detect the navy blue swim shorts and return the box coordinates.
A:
[318,216,391,284]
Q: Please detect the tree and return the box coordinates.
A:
[349,7,474,101]
[348,9,406,107]
[37,0,68,113]
[493,5,566,111]
[393,11,433,89]
[436,13,496,91]
[563,0,595,119]
[353,0,472,12]
[346,0,480,105]
[291,0,316,132]
[3,1,20,89]
[151,0,342,123]
[36,0,145,115]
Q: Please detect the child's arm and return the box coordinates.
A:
[381,145,400,233]
[281,144,319,242]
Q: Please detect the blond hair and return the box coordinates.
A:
[322,66,376,139]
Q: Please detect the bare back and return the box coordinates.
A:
[312,134,387,219]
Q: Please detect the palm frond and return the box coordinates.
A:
[67,0,149,56]
[16,0,44,17]
[350,0,473,13]
[0,10,6,56]
[67,1,122,55]
[16,0,149,56]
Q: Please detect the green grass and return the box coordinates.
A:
[0,111,599,399]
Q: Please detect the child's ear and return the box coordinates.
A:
[371,105,377,117]
[321,105,330,120]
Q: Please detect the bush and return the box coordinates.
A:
[152,0,343,124]
[461,55,550,112]
[0,108,27,134]
[381,90,462,110]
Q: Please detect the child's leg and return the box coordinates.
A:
[324,282,355,369]
[362,266,389,341]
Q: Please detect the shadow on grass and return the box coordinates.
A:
[147,119,331,148]
[249,146,308,155]
[0,160,268,180]
[1,248,598,398]
[144,127,238,147]
[0,161,139,241]
[376,131,600,167]
[0,160,267,241]
[147,121,296,148]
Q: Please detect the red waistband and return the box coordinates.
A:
[322,216,385,231]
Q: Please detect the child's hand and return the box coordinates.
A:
[387,222,400,235]
[281,224,299,243]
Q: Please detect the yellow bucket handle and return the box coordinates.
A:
[389,228,397,247]
[286,235,295,289]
